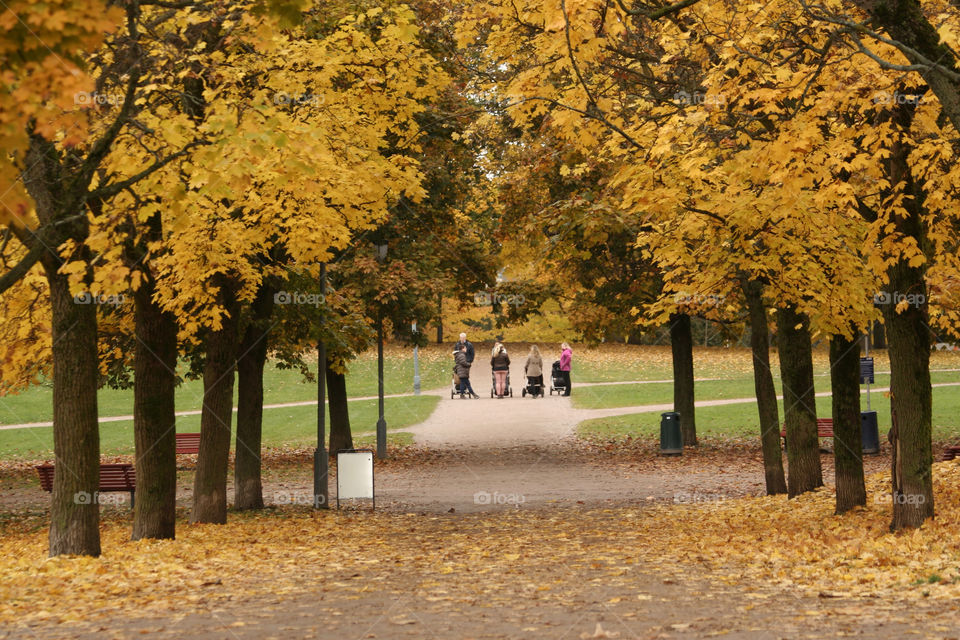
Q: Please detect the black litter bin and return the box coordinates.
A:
[861,411,880,454]
[660,412,683,455]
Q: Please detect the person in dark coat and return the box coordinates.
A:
[457,332,475,364]
[454,344,479,398]
[491,343,510,397]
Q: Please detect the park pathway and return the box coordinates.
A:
[407,367,960,448]
[407,356,582,447]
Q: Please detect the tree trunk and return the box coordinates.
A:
[436,293,443,344]
[132,276,178,539]
[23,135,101,556]
[876,97,934,529]
[669,313,697,447]
[777,304,823,497]
[742,278,787,495]
[191,286,239,524]
[830,330,866,514]
[234,283,275,511]
[44,267,102,556]
[327,359,353,455]
[881,262,934,528]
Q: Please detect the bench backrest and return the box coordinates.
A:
[99,463,136,490]
[36,464,54,491]
[816,418,834,437]
[35,463,135,492]
[781,418,835,438]
[176,432,201,454]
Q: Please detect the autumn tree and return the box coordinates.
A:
[0,0,215,555]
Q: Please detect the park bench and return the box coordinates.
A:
[940,445,960,462]
[35,463,136,508]
[781,418,834,450]
[176,432,201,455]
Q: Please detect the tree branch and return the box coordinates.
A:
[504,96,643,148]
[613,0,702,20]
[89,141,209,201]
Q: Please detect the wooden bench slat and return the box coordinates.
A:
[940,445,960,462]
[176,432,201,455]
[35,463,136,505]
[780,418,834,439]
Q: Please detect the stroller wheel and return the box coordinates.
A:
[522,389,526,397]
[451,390,454,399]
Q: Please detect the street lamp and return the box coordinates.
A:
[412,321,421,396]
[375,244,388,459]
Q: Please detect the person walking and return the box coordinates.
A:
[524,345,544,397]
[457,332,475,364]
[491,342,511,398]
[558,342,572,396]
[454,344,479,398]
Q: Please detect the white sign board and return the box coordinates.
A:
[337,450,374,508]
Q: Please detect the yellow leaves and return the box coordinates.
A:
[5,463,960,630]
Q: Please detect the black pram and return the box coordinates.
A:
[549,360,567,395]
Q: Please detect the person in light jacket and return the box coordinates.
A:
[558,342,572,396]
[524,345,544,396]
[491,343,510,397]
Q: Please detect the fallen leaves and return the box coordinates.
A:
[2,461,960,631]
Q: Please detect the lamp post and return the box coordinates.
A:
[375,244,388,459]
[314,263,329,509]
[412,321,421,396]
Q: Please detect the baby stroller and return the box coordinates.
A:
[451,374,465,399]
[521,374,544,398]
[451,373,477,399]
[490,370,513,398]
[549,360,567,395]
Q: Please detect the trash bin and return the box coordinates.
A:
[861,411,880,454]
[660,412,683,455]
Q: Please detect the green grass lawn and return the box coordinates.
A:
[0,395,439,459]
[571,345,960,384]
[0,346,452,428]
[577,385,960,441]
[571,371,960,410]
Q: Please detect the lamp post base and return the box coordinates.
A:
[376,418,387,459]
[313,448,329,509]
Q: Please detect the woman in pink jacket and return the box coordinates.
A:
[558,342,572,396]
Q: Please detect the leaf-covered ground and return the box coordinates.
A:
[3,452,960,638]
